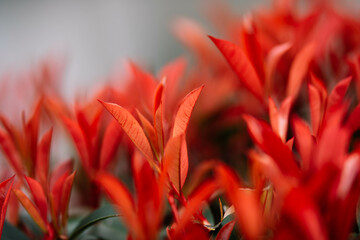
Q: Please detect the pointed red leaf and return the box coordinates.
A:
[62,117,90,175]
[50,170,69,227]
[265,42,292,94]
[13,189,47,232]
[136,110,159,158]
[216,221,235,240]
[308,84,323,136]
[99,100,158,171]
[36,128,53,189]
[0,129,24,178]
[154,102,164,157]
[241,15,265,82]
[127,61,157,111]
[159,57,186,118]
[248,150,292,195]
[0,175,15,238]
[243,114,300,178]
[287,42,315,99]
[96,173,141,237]
[209,36,264,100]
[269,97,292,142]
[216,165,263,239]
[281,188,327,240]
[314,107,349,169]
[153,81,164,115]
[173,179,218,236]
[60,171,76,228]
[23,99,43,166]
[131,152,162,239]
[162,135,188,194]
[99,119,123,170]
[327,76,351,112]
[25,176,48,223]
[292,116,314,172]
[172,86,203,137]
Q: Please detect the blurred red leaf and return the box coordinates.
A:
[216,165,263,239]
[209,36,264,100]
[0,175,15,238]
[36,128,53,189]
[243,114,300,178]
[13,189,47,233]
[25,176,48,223]
[96,173,141,238]
[287,42,315,99]
[99,119,123,170]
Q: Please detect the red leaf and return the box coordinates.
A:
[50,170,69,228]
[308,83,323,136]
[36,128,53,189]
[326,76,351,113]
[287,42,315,99]
[216,165,263,239]
[172,86,203,137]
[241,15,265,82]
[265,42,292,94]
[99,100,158,171]
[159,57,187,119]
[136,110,159,158]
[62,117,90,175]
[13,189,47,233]
[153,81,164,115]
[280,188,327,240]
[292,116,314,172]
[162,135,188,194]
[209,36,264,100]
[216,221,235,240]
[0,129,24,178]
[268,97,292,142]
[25,176,48,223]
[96,173,141,237]
[243,114,300,178]
[0,175,15,238]
[173,179,218,236]
[23,99,43,167]
[99,120,123,170]
[60,171,76,228]
[126,61,157,112]
[248,150,292,195]
[131,152,162,239]
[154,103,164,157]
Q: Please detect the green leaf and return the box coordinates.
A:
[2,221,31,240]
[68,204,120,240]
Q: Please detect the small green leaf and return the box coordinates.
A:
[68,205,120,240]
[2,221,31,240]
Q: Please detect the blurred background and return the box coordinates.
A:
[0,0,266,97]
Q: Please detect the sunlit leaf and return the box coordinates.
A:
[99,101,158,171]
[172,86,203,137]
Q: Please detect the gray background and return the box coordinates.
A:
[0,0,266,97]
